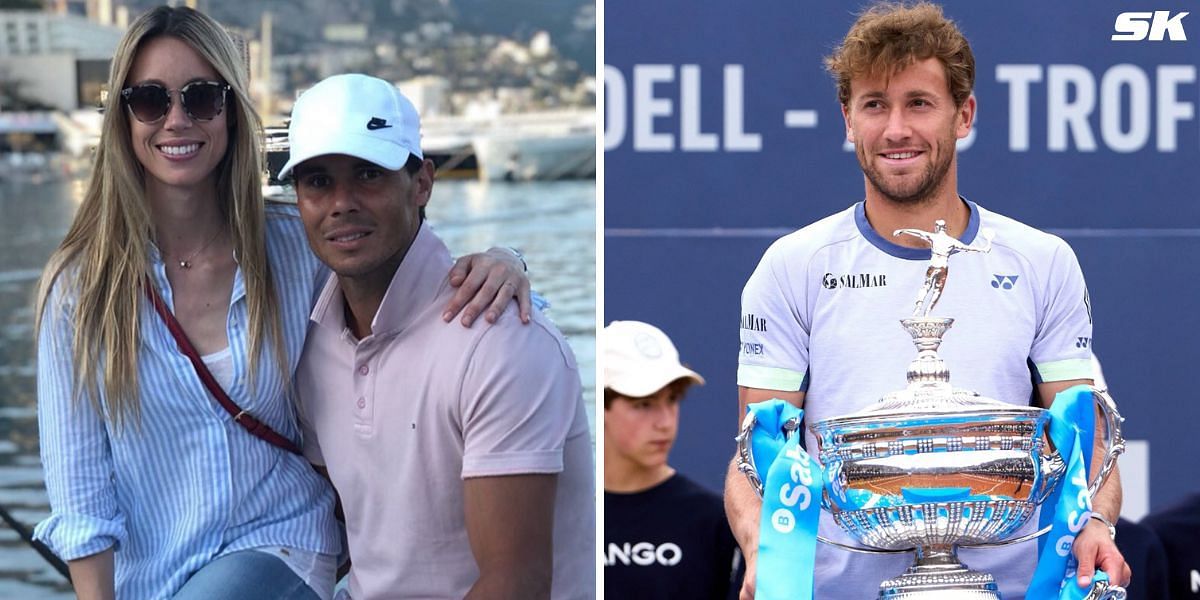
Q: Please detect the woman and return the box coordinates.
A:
[33,7,529,599]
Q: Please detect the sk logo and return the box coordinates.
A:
[1112,11,1189,41]
[991,275,1019,290]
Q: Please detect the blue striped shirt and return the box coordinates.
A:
[34,204,340,599]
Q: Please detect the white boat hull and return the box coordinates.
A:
[472,110,595,181]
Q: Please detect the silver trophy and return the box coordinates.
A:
[738,221,1126,599]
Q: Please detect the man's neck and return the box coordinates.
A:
[339,229,421,339]
[340,262,402,340]
[604,460,675,493]
[863,184,971,249]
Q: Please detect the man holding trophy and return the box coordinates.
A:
[726,2,1130,598]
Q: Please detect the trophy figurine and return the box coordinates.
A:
[895,219,992,318]
[737,222,1126,599]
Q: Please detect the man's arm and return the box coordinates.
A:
[463,474,557,600]
[726,387,805,600]
[1036,379,1130,588]
[67,548,115,600]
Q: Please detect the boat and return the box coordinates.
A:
[471,110,595,181]
[261,108,596,193]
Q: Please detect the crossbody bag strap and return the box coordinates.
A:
[143,278,302,455]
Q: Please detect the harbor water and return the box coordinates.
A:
[0,173,596,597]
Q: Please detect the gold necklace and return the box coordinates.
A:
[166,228,223,269]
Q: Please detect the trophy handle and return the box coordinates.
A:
[1087,388,1126,499]
[1077,388,1128,600]
[1084,579,1127,600]
[735,413,915,556]
[734,410,806,498]
[964,527,1129,598]
[734,411,767,497]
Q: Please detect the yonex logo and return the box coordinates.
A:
[991,275,1019,290]
[1076,337,1091,349]
[366,117,393,130]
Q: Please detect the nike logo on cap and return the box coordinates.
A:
[366,117,392,130]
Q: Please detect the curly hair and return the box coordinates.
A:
[825,1,975,108]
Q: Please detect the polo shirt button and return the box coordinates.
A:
[357,397,366,409]
[358,364,369,376]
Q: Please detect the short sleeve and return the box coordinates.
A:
[1029,239,1095,382]
[458,316,582,478]
[32,279,127,560]
[737,240,810,391]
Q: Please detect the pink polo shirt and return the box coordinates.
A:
[296,224,595,599]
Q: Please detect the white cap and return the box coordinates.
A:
[604,320,705,398]
[277,73,423,180]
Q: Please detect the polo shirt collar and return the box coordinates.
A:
[310,222,452,339]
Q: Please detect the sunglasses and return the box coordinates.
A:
[120,81,231,124]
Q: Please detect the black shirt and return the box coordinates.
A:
[1115,517,1170,599]
[1142,493,1200,598]
[604,473,741,599]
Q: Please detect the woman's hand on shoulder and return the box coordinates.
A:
[443,248,531,327]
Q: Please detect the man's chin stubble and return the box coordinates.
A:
[860,156,952,206]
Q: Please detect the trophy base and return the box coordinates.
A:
[878,559,999,599]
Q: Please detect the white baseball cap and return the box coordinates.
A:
[277,73,423,180]
[604,320,705,398]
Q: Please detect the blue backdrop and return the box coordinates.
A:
[604,0,1198,518]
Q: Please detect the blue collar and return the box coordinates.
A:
[854,197,981,260]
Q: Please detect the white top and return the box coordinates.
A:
[200,346,234,392]
[738,200,1095,599]
[297,224,595,599]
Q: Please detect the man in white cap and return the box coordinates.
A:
[603,320,741,599]
[280,73,595,599]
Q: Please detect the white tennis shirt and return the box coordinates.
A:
[738,199,1095,599]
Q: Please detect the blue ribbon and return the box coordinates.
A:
[746,400,823,600]
[1028,385,1115,599]
[1058,570,1112,600]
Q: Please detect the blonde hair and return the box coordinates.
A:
[825,1,975,108]
[35,6,284,427]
